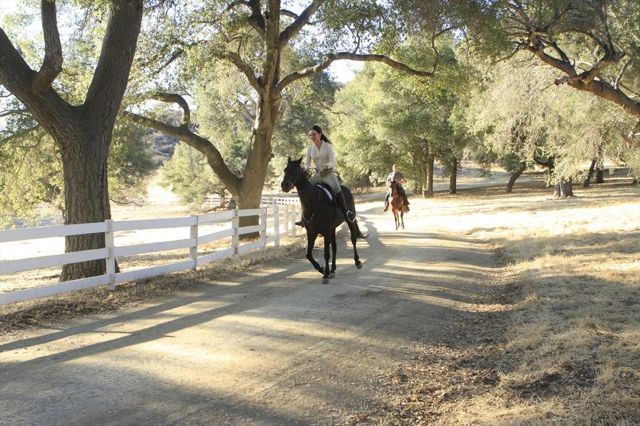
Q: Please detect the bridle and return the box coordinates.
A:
[283,166,308,192]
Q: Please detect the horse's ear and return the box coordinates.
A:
[298,156,303,163]
[287,156,291,162]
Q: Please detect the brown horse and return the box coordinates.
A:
[390,180,407,230]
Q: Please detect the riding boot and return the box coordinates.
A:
[383,193,390,212]
[295,218,304,227]
[336,191,356,223]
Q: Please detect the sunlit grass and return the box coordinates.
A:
[422,179,640,424]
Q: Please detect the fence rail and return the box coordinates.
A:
[0,198,299,306]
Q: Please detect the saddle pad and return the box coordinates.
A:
[315,184,333,202]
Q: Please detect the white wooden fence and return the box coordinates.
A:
[205,194,298,209]
[0,199,300,306]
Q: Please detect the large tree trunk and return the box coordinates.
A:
[58,128,112,279]
[426,155,435,197]
[236,93,280,233]
[420,164,428,197]
[0,0,143,281]
[554,178,574,198]
[507,162,527,193]
[595,161,605,184]
[449,157,458,194]
[583,159,597,188]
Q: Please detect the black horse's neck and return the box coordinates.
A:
[293,170,319,215]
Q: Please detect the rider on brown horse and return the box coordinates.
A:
[383,164,410,212]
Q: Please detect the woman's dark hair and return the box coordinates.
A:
[311,124,331,144]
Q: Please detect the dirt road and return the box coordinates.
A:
[0,198,496,425]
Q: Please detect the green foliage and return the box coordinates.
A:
[160,142,225,205]
[468,56,640,181]
[108,122,157,204]
[331,36,474,190]
[0,129,63,228]
[0,119,156,225]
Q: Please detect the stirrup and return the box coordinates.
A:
[295,220,304,227]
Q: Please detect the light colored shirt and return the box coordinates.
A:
[387,171,405,184]
[305,141,336,171]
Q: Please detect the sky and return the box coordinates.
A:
[328,60,362,84]
[0,0,18,17]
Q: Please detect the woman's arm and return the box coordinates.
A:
[326,143,336,170]
[304,145,312,170]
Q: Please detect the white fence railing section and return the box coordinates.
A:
[0,198,300,306]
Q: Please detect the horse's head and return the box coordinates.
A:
[390,180,398,195]
[281,156,305,193]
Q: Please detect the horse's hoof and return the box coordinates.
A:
[356,260,362,269]
[322,277,330,284]
[329,272,335,279]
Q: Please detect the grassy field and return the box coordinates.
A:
[375,178,639,424]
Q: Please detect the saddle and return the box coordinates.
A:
[315,183,336,205]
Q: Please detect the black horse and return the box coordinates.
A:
[281,157,363,282]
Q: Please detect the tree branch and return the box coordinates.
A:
[277,52,434,91]
[0,108,28,118]
[150,92,191,126]
[280,9,299,20]
[523,38,577,77]
[0,28,38,99]
[279,0,325,48]
[32,0,63,94]
[218,51,263,94]
[84,0,144,114]
[614,59,632,90]
[122,111,242,191]
[246,0,266,38]
[580,50,625,84]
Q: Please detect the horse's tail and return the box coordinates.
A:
[353,219,367,239]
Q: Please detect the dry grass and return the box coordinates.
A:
[369,178,640,425]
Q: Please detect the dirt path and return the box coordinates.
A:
[0,199,497,425]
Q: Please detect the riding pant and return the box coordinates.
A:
[310,169,341,193]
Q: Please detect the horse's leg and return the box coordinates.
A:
[401,210,405,229]
[322,234,331,280]
[305,232,324,274]
[330,228,337,277]
[350,220,362,269]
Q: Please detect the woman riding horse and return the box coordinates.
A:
[297,125,357,229]
[281,157,363,281]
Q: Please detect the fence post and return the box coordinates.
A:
[260,207,267,249]
[283,204,289,236]
[232,208,240,257]
[105,219,116,290]
[273,203,280,247]
[291,204,297,237]
[190,215,198,270]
